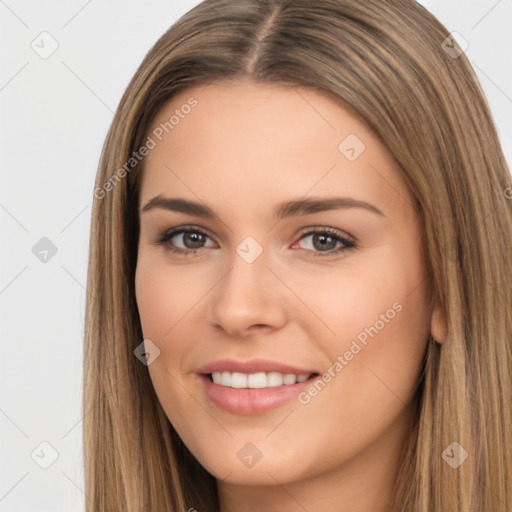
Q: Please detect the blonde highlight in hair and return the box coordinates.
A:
[84,1,512,510]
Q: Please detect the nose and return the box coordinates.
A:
[206,247,289,338]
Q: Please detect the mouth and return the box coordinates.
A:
[205,371,318,388]
[197,364,320,415]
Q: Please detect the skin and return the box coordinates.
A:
[135,81,446,512]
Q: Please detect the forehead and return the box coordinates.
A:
[139,82,413,222]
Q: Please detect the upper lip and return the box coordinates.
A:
[196,358,318,376]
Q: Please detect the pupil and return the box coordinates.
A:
[185,232,204,248]
[314,234,335,251]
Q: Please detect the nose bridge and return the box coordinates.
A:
[207,237,287,334]
[221,240,274,309]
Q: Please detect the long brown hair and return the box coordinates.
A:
[84,1,512,510]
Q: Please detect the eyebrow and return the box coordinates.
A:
[141,195,385,219]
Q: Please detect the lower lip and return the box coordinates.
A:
[198,374,316,415]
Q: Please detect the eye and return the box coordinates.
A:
[151,225,357,258]
[152,226,216,255]
[292,227,356,257]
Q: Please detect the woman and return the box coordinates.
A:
[84,1,512,510]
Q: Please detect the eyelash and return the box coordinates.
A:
[151,225,357,258]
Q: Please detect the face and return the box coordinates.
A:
[135,81,442,492]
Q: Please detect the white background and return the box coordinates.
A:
[0,1,511,510]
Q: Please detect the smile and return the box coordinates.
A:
[210,371,311,388]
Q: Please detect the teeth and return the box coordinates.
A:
[247,372,266,388]
[230,372,247,388]
[267,372,284,387]
[210,371,311,388]
[221,371,231,386]
[282,374,296,385]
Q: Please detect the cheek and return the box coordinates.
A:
[134,260,207,427]
[293,243,430,399]
[135,257,207,339]
[286,259,429,354]
[305,259,429,415]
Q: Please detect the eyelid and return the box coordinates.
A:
[152,225,216,246]
[152,224,357,257]
[291,226,356,256]
[295,225,357,244]
[155,224,357,242]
